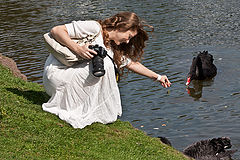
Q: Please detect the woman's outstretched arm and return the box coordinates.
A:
[126,61,171,88]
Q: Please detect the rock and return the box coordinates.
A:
[0,53,27,81]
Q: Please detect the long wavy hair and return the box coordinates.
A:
[98,12,153,75]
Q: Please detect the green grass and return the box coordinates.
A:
[0,64,190,160]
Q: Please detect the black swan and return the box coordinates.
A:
[186,51,217,85]
[159,137,237,160]
[183,137,237,160]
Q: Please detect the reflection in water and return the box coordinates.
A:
[186,79,214,101]
[186,81,203,100]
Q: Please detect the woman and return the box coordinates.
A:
[42,12,171,129]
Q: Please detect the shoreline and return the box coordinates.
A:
[0,54,27,81]
[0,55,190,159]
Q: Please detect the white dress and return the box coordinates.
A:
[42,20,129,129]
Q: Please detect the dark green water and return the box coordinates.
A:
[1,0,240,158]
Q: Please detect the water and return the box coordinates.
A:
[1,0,240,158]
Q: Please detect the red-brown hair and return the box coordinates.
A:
[98,12,153,74]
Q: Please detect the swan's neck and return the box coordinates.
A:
[191,56,203,78]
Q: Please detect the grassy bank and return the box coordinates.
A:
[0,64,190,160]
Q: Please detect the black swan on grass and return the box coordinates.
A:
[186,51,217,85]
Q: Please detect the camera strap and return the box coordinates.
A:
[105,53,120,83]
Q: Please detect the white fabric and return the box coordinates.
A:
[42,20,125,129]
[120,56,132,68]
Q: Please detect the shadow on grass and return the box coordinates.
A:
[6,88,50,105]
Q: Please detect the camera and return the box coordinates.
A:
[89,44,107,77]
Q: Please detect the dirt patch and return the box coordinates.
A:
[0,53,27,81]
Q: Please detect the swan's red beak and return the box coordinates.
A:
[186,77,191,85]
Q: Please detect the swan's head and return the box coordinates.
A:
[186,77,191,85]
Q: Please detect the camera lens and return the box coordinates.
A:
[93,70,105,77]
[90,45,106,77]
[92,55,105,76]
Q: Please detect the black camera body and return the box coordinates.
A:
[89,44,107,77]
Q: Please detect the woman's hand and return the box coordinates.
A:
[126,61,172,88]
[50,25,97,60]
[158,75,171,88]
[74,44,97,59]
